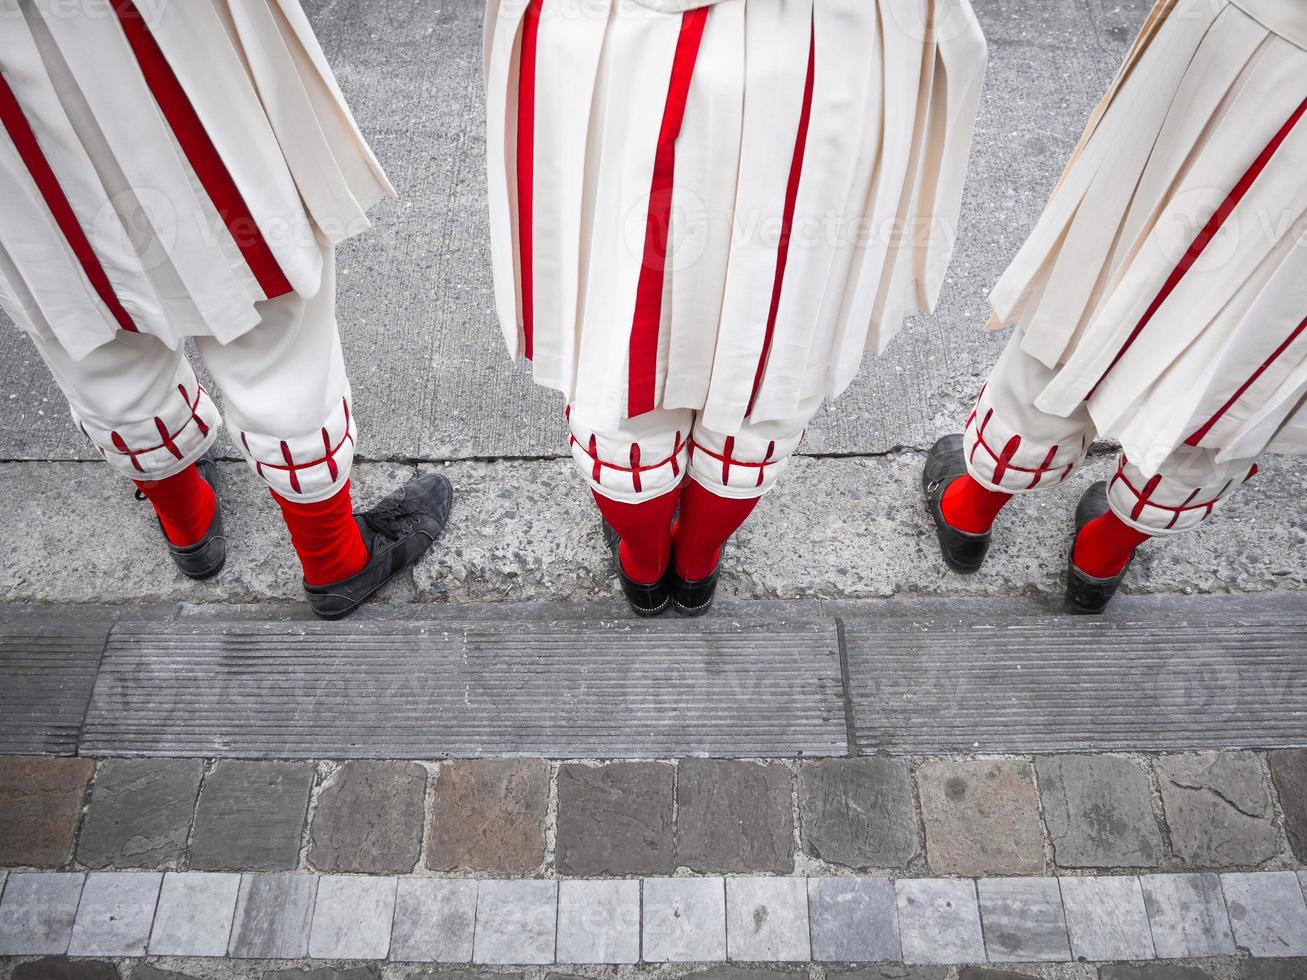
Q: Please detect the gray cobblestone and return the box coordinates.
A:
[1036,755,1162,869]
[472,879,557,965]
[191,761,315,872]
[1268,750,1307,863]
[677,761,793,874]
[67,871,161,957]
[76,759,202,870]
[0,757,94,869]
[307,874,396,960]
[308,761,426,874]
[807,877,901,963]
[643,876,727,963]
[555,762,674,877]
[1154,753,1282,869]
[1239,960,1307,979]
[147,871,240,957]
[1058,874,1155,962]
[391,878,478,963]
[227,873,317,959]
[798,759,919,870]
[1139,873,1236,959]
[918,759,1044,876]
[1221,872,1307,958]
[726,876,810,962]
[556,878,640,964]
[11,959,120,980]
[894,877,985,965]
[0,871,84,955]
[977,876,1071,963]
[1098,966,1218,979]
[427,760,550,875]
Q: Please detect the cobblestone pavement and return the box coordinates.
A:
[2,753,1306,977]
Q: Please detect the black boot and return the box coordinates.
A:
[141,451,227,581]
[922,434,991,574]
[1065,481,1131,615]
[670,550,722,617]
[602,521,672,617]
[305,472,454,621]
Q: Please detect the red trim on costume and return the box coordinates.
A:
[969,422,1067,484]
[1026,445,1059,490]
[1184,313,1307,447]
[250,398,353,495]
[112,0,292,300]
[0,74,140,334]
[106,385,210,471]
[688,438,780,474]
[573,431,691,481]
[1090,95,1307,399]
[630,443,644,495]
[746,16,816,418]
[516,0,543,360]
[991,435,1022,487]
[757,441,776,488]
[1109,457,1224,524]
[627,6,710,417]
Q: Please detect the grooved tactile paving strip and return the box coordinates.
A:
[846,617,1307,754]
[0,624,106,755]
[81,620,845,758]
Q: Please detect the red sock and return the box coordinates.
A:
[272,481,371,587]
[135,465,217,548]
[941,474,1012,535]
[591,486,681,585]
[1073,511,1151,579]
[673,479,759,581]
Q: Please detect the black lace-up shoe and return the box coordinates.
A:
[922,434,991,574]
[1066,481,1131,615]
[602,521,672,617]
[671,555,721,617]
[305,472,454,621]
[139,450,227,581]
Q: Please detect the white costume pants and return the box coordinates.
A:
[568,395,824,506]
[964,327,1259,537]
[29,247,355,504]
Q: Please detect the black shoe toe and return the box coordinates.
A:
[922,434,991,574]
[1065,481,1130,615]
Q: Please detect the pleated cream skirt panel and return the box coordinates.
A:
[486,0,988,435]
[991,0,1307,474]
[0,0,393,361]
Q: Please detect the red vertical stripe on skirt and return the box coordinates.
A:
[516,0,543,360]
[1090,94,1307,400]
[112,0,292,300]
[0,75,140,333]
[746,18,816,418]
[626,6,710,418]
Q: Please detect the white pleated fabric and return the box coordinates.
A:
[990,0,1307,477]
[485,0,988,436]
[0,0,394,361]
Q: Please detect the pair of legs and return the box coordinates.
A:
[567,396,822,612]
[937,327,1257,602]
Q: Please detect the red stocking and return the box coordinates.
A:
[673,479,759,581]
[272,481,370,587]
[1073,511,1151,578]
[590,486,681,585]
[941,474,1012,534]
[135,465,217,547]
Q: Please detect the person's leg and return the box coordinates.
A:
[567,405,692,590]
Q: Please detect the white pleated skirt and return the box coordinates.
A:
[0,0,394,361]
[992,0,1307,472]
[485,0,988,435]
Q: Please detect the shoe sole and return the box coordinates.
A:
[626,595,672,618]
[672,596,714,617]
[310,537,438,621]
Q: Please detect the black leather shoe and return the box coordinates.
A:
[671,550,722,617]
[1065,481,1131,615]
[305,472,454,621]
[922,434,991,574]
[602,521,672,617]
[141,451,227,580]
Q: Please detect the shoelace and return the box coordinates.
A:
[361,497,416,541]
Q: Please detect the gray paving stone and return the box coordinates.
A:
[917,758,1044,875]
[67,871,162,957]
[147,871,240,957]
[830,968,949,980]
[1139,873,1236,959]
[1268,750,1307,863]
[1099,966,1217,979]
[798,759,919,870]
[76,759,202,870]
[472,879,557,965]
[686,969,807,980]
[0,756,95,868]
[555,762,675,876]
[391,878,478,963]
[677,760,793,874]
[808,877,901,962]
[957,970,1055,980]
[643,876,727,963]
[1058,874,1155,962]
[1240,960,1307,980]
[131,966,205,980]
[1154,753,1283,868]
[1221,872,1307,958]
[404,973,522,980]
[556,878,640,964]
[308,874,398,960]
[894,878,985,965]
[227,873,317,958]
[427,760,550,875]
[725,876,810,962]
[1036,755,1163,869]
[978,876,1071,962]
[0,871,85,955]
[308,761,426,874]
[263,969,381,980]
[11,959,120,980]
[191,761,315,871]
